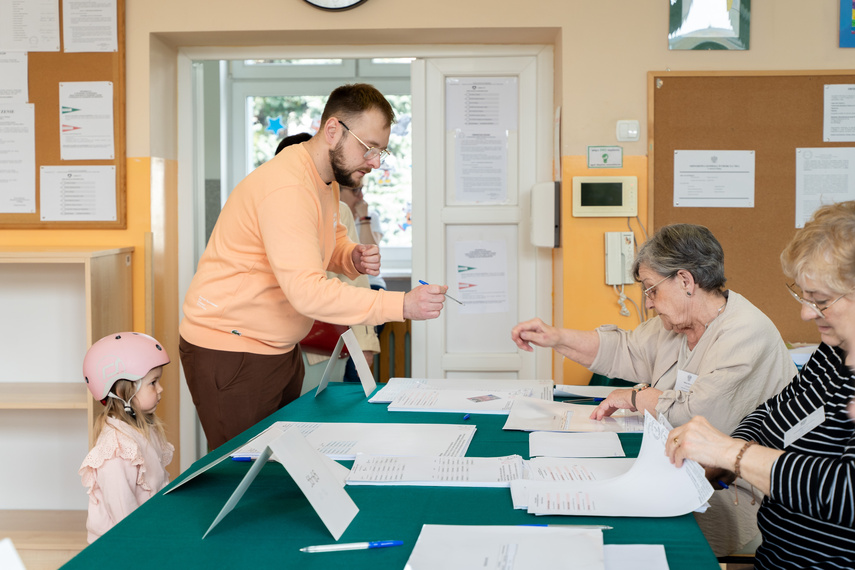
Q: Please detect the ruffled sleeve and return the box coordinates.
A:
[79,424,146,503]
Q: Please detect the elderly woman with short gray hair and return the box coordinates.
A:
[511,223,797,556]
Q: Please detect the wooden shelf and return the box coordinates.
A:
[0,383,89,410]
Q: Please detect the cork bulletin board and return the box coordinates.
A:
[648,70,855,344]
[0,0,126,229]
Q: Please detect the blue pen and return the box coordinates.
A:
[231,456,254,462]
[717,480,729,489]
[418,280,464,305]
[463,414,471,420]
[300,540,404,553]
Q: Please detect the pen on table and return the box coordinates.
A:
[463,413,471,421]
[717,480,729,489]
[299,540,404,553]
[418,280,464,305]
[521,524,613,530]
[231,456,255,462]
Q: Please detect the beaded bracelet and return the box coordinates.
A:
[732,440,757,506]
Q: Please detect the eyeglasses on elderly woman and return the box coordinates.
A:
[786,282,849,319]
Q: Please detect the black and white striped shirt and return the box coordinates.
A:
[731,342,855,570]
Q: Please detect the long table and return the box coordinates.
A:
[61,383,720,569]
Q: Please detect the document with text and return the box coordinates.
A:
[504,397,644,433]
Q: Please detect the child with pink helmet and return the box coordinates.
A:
[78,332,174,543]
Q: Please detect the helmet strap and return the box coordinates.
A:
[107,380,141,418]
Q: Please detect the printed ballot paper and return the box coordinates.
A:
[371,377,553,404]
[504,397,643,433]
[529,431,626,458]
[511,412,713,517]
[403,524,604,570]
[231,421,476,461]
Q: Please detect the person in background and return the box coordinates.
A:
[339,184,387,291]
[180,83,447,449]
[79,333,173,543]
[666,200,855,569]
[276,133,380,380]
[511,223,796,556]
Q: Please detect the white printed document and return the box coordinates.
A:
[529,431,626,458]
[370,377,553,403]
[504,397,643,433]
[514,412,713,517]
[231,421,476,461]
[404,524,604,570]
[346,454,527,487]
[511,457,636,510]
[388,381,552,415]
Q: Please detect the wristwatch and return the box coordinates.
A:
[631,383,650,411]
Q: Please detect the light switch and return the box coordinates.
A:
[616,120,640,142]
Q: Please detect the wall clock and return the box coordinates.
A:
[304,0,368,10]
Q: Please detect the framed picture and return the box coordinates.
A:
[669,0,751,51]
[841,0,855,47]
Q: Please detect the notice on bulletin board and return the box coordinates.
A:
[62,0,118,53]
[823,84,855,143]
[795,148,855,228]
[40,165,116,221]
[59,81,115,160]
[0,0,60,52]
[455,240,510,315]
[0,103,36,213]
[673,150,755,208]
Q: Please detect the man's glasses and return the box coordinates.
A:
[786,283,848,319]
[642,273,675,300]
[338,119,390,162]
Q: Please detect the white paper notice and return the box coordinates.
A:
[673,150,755,208]
[404,524,604,570]
[823,84,855,142]
[0,104,36,213]
[455,240,509,314]
[346,454,526,487]
[529,432,626,458]
[0,0,60,52]
[60,81,114,160]
[62,0,118,53]
[452,127,508,203]
[504,397,643,433]
[40,165,116,221]
[446,77,518,131]
[232,421,476,461]
[519,412,713,517]
[795,148,855,227]
[0,52,28,102]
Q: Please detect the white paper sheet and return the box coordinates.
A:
[518,412,713,517]
[504,397,644,433]
[370,377,553,404]
[403,524,604,570]
[673,149,755,208]
[794,147,855,228]
[346,454,527,487]
[553,384,615,400]
[604,544,669,570]
[0,52,28,102]
[0,0,60,52]
[62,0,117,53]
[232,421,476,461]
[59,81,114,160]
[455,239,510,314]
[315,328,376,397]
[388,382,552,415]
[39,165,116,221]
[511,458,636,510]
[529,432,625,458]
[823,84,855,142]
[0,104,35,213]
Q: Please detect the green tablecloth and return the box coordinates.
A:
[62,383,719,569]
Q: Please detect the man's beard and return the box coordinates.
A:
[329,140,362,188]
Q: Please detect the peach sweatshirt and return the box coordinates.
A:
[180,144,404,355]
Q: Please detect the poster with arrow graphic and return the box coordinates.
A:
[454,240,509,315]
[59,81,114,160]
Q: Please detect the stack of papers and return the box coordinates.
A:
[510,412,713,517]
[504,397,643,433]
[231,421,476,461]
[373,378,553,415]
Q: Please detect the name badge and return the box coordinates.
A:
[675,369,698,393]
[783,406,825,448]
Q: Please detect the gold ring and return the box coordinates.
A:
[673,436,679,445]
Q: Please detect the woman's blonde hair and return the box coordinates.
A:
[93,377,166,442]
[781,200,855,294]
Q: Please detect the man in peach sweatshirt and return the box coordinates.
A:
[179,83,447,448]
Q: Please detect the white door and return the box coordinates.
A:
[411,51,554,380]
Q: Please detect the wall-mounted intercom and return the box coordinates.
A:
[572,176,637,217]
[605,231,635,285]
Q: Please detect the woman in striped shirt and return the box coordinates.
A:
[666,200,855,569]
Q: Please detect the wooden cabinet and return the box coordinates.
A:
[0,246,133,567]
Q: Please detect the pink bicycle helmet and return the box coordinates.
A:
[83,332,170,403]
